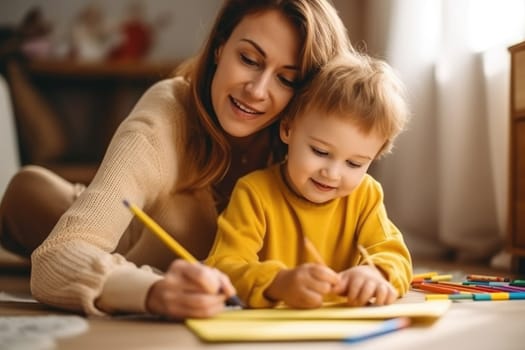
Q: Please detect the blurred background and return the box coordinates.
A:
[0,0,524,269]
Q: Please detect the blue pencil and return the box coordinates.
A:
[344,317,411,343]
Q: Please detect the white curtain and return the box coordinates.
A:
[355,0,525,263]
[0,75,20,197]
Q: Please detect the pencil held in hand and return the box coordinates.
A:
[303,237,326,265]
[122,199,244,308]
[357,244,376,270]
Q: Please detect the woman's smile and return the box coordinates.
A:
[229,96,263,118]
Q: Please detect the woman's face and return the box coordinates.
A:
[211,10,301,138]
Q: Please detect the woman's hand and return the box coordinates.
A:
[145,259,236,319]
[265,263,340,308]
[334,265,398,306]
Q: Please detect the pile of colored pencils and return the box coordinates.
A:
[411,272,525,301]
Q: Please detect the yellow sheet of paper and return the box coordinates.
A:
[186,301,450,342]
[214,300,451,321]
[187,318,405,342]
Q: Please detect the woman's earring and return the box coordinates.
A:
[214,46,222,64]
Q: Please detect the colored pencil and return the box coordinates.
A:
[466,274,510,282]
[303,236,326,265]
[427,292,525,301]
[413,274,454,283]
[466,284,525,293]
[436,281,493,293]
[425,293,473,301]
[425,274,453,282]
[463,281,509,286]
[123,199,244,308]
[357,244,377,271]
[344,317,411,343]
[412,282,461,294]
[412,272,438,280]
[473,292,525,301]
[510,280,525,287]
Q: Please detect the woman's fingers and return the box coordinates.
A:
[168,260,222,294]
[164,292,227,319]
[146,260,238,318]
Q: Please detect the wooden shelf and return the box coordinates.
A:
[7,58,184,184]
[508,40,525,273]
[26,59,182,80]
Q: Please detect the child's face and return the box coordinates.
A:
[280,109,385,204]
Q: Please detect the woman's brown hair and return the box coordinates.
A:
[176,0,353,191]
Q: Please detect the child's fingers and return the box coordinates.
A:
[371,283,398,305]
[351,279,377,306]
[309,265,341,285]
[370,283,390,305]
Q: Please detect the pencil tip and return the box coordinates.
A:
[122,199,130,208]
[226,295,245,308]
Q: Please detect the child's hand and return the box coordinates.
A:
[265,263,340,308]
[334,265,398,306]
[145,259,235,319]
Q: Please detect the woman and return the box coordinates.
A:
[0,0,352,318]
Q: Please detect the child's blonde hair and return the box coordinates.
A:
[285,53,410,158]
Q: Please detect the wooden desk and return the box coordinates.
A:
[2,270,524,350]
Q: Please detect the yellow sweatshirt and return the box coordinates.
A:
[206,164,412,308]
[31,77,219,316]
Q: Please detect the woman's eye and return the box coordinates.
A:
[278,75,297,88]
[311,146,328,157]
[240,53,258,66]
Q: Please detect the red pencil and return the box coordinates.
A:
[412,282,460,294]
[437,281,493,293]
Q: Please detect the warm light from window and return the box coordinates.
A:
[468,0,525,52]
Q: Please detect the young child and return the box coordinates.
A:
[205,53,412,309]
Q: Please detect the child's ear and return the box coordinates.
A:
[280,120,291,144]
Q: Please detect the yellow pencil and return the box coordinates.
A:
[412,271,438,280]
[357,244,377,270]
[123,199,244,307]
[303,236,326,265]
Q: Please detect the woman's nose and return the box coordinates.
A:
[245,72,271,100]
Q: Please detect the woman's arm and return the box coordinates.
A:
[30,79,183,315]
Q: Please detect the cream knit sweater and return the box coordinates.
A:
[30,77,219,316]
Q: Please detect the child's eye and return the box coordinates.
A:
[240,53,258,66]
[310,146,328,157]
[346,160,362,169]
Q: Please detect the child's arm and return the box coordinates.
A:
[264,263,340,308]
[205,175,289,308]
[343,177,413,299]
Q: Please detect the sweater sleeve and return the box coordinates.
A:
[205,177,286,309]
[354,176,413,296]
[30,80,177,316]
